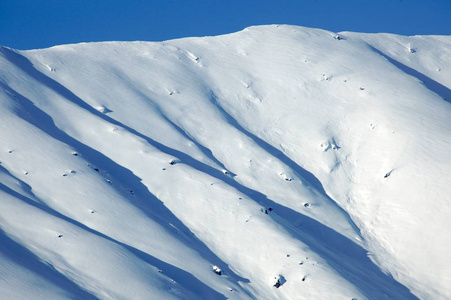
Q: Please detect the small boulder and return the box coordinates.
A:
[272,275,286,288]
[212,265,222,275]
[273,277,281,288]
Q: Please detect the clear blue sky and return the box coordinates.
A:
[1,0,450,50]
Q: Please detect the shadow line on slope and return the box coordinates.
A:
[159,112,237,177]
[368,44,451,105]
[0,80,250,298]
[256,197,418,299]
[2,48,417,299]
[116,83,234,177]
[207,91,362,237]
[0,167,229,300]
[0,228,98,299]
[203,93,419,299]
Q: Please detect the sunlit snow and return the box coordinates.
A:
[1,25,450,299]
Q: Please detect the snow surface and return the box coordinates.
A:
[1,25,450,299]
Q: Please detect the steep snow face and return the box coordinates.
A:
[1,25,450,299]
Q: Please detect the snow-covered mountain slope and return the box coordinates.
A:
[1,25,450,299]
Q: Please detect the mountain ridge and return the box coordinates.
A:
[1,25,450,299]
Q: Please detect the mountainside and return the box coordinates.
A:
[1,25,450,299]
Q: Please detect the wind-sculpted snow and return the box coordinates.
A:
[1,25,450,299]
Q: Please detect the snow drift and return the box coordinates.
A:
[1,25,450,299]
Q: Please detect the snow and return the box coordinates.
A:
[1,25,450,299]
